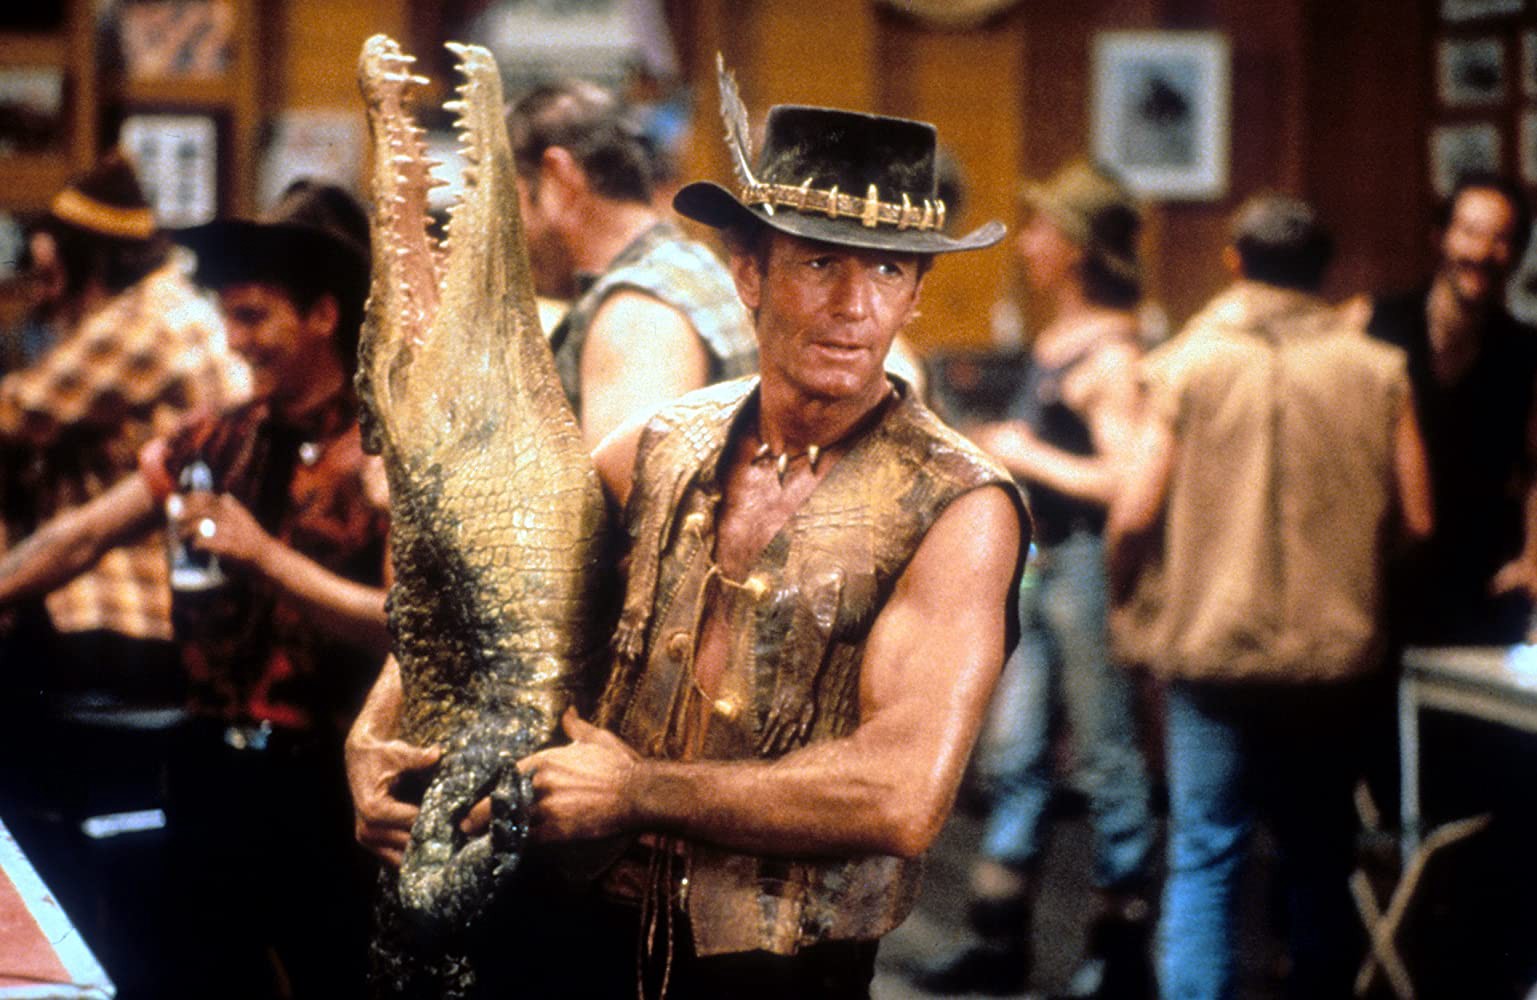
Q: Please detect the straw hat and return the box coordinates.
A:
[48,149,157,242]
[1020,160,1141,282]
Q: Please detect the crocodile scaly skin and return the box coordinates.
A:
[356,35,609,995]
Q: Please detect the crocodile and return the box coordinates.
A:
[355,34,611,994]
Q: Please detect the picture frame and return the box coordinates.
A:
[1091,31,1231,201]
[1525,30,1537,97]
[116,0,235,81]
[1508,228,1537,325]
[119,113,219,227]
[1440,0,1523,22]
[1521,109,1537,184]
[257,109,364,210]
[0,66,68,156]
[1429,121,1502,196]
[1437,36,1507,106]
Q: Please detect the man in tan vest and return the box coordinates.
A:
[347,90,1030,996]
[1108,194,1433,1000]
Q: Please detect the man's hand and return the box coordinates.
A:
[345,721,442,866]
[517,707,641,843]
[173,491,270,572]
[1492,555,1537,606]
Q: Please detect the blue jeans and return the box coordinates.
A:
[979,531,1153,889]
[1159,680,1364,1000]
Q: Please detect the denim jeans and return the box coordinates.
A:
[1159,680,1364,1000]
[978,530,1154,889]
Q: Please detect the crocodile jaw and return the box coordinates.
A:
[356,34,542,459]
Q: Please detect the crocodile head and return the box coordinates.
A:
[355,34,544,463]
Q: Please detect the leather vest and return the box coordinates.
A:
[596,377,1021,955]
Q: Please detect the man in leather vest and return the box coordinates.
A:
[347,92,1030,998]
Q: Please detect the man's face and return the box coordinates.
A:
[218,282,329,401]
[1439,187,1520,309]
[732,233,924,404]
[515,169,576,301]
[1014,210,1081,294]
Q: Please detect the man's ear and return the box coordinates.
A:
[728,250,763,312]
[542,146,587,206]
[303,293,340,342]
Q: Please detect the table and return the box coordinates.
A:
[0,817,114,999]
[1399,644,1537,858]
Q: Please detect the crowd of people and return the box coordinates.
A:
[0,57,1535,1000]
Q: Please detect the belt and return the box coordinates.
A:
[599,835,691,909]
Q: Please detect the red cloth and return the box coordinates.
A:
[0,865,73,990]
[138,392,388,734]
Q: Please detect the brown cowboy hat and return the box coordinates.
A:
[675,103,1004,255]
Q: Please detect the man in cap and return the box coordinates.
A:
[0,149,245,697]
[509,78,757,448]
[348,86,1029,996]
[0,180,391,998]
[1109,195,1432,1000]
[916,160,1156,998]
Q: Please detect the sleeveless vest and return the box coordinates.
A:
[549,221,757,415]
[596,377,1023,955]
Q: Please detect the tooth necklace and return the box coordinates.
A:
[753,441,822,484]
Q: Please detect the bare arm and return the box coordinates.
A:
[520,485,1022,859]
[579,290,710,451]
[1105,408,1176,599]
[970,341,1141,507]
[345,654,442,865]
[176,491,390,655]
[0,473,159,605]
[1394,389,1433,542]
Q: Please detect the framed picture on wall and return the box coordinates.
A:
[116,1,235,81]
[119,113,219,227]
[1523,31,1537,97]
[0,66,67,156]
[1091,31,1231,201]
[1521,109,1537,183]
[1437,37,1508,106]
[1508,233,1537,324]
[1441,0,1523,22]
[1430,122,1502,196]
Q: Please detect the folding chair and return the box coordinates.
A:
[1350,781,1489,1000]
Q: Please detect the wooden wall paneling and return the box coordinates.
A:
[674,0,732,222]
[875,8,1027,352]
[735,0,877,112]
[280,0,408,110]
[1015,1,1161,338]
[273,0,409,202]
[1134,0,1308,329]
[1302,0,1434,301]
[225,0,262,214]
